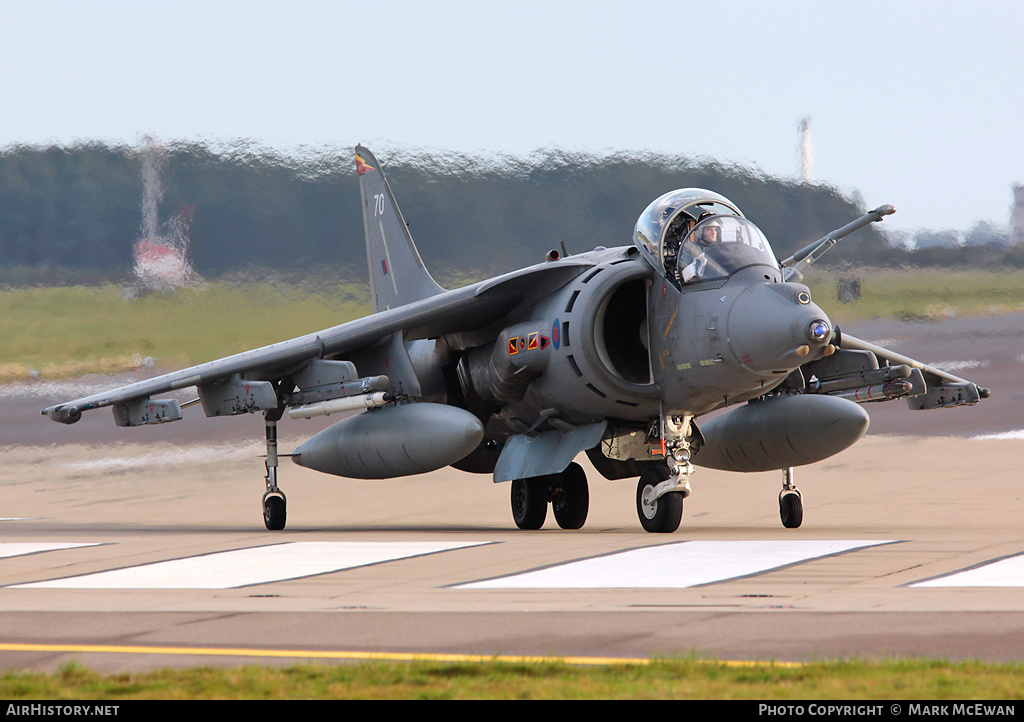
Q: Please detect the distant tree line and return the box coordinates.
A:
[1,141,1017,286]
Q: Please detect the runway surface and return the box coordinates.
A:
[0,311,1021,671]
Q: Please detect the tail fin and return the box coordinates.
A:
[356,145,444,312]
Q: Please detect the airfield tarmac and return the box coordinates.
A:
[0,311,1021,672]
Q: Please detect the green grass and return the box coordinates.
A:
[2,269,1024,383]
[0,281,371,383]
[805,268,1024,324]
[2,658,1022,699]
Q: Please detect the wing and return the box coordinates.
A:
[42,260,589,426]
[791,331,990,409]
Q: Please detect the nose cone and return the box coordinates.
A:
[726,283,832,374]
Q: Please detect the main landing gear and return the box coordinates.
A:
[511,462,589,530]
[779,466,803,529]
[263,414,287,530]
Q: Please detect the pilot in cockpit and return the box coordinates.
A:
[678,217,721,283]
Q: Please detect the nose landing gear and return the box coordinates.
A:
[636,465,684,533]
[634,413,696,533]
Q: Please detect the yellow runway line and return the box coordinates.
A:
[0,642,801,667]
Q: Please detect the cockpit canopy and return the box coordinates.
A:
[633,189,780,286]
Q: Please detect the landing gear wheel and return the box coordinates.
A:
[636,465,683,534]
[262,414,287,531]
[264,493,286,531]
[511,477,547,530]
[551,462,589,530]
[779,490,803,529]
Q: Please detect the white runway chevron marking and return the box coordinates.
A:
[457,540,893,589]
[969,429,1024,440]
[912,554,1024,588]
[0,542,100,558]
[12,541,487,589]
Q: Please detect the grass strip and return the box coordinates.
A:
[1,657,1021,699]
[3,269,1023,383]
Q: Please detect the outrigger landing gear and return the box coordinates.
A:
[262,413,287,530]
[779,466,803,529]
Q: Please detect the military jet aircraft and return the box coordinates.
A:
[43,146,990,533]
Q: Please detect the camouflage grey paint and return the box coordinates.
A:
[357,148,444,313]
[692,394,869,472]
[41,145,989,532]
[292,403,483,479]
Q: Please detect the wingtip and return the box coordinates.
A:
[44,405,82,424]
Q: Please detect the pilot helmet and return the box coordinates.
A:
[696,217,722,247]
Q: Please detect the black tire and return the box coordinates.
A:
[511,477,547,530]
[264,494,286,531]
[551,462,589,530]
[780,490,803,529]
[636,466,682,533]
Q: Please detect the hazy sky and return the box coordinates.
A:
[3,0,1022,235]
